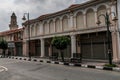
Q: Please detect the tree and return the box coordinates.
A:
[52,36,70,62]
[0,39,8,57]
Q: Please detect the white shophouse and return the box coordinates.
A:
[22,0,120,62]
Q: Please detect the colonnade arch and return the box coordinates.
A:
[86,9,95,27]
[55,18,61,32]
[43,21,49,34]
[49,20,54,33]
[62,16,69,31]
[97,5,107,26]
[76,12,84,29]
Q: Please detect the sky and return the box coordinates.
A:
[0,0,89,32]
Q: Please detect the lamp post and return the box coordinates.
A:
[22,13,31,60]
[96,12,117,65]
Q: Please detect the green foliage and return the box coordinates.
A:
[52,36,70,62]
[0,39,8,57]
[52,36,70,50]
[104,64,117,67]
[0,39,8,50]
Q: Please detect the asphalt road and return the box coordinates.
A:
[0,58,120,80]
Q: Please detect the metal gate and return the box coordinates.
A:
[80,32,111,60]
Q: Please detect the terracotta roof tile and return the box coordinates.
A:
[68,4,80,8]
[0,28,23,36]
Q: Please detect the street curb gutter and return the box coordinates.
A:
[9,56,120,72]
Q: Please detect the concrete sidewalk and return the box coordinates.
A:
[8,56,120,72]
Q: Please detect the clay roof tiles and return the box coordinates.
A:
[0,28,23,36]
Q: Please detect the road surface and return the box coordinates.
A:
[0,58,120,80]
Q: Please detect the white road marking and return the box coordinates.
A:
[0,66,8,72]
[0,69,4,72]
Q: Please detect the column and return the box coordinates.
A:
[71,35,76,58]
[23,40,28,56]
[111,32,119,62]
[41,38,45,57]
[117,0,120,61]
[116,31,120,62]
[49,44,52,56]
[77,36,81,53]
[112,1,120,62]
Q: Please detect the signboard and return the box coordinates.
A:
[8,42,15,48]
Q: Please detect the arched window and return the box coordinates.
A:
[36,23,39,36]
[86,9,95,27]
[55,18,60,32]
[31,25,34,36]
[97,5,107,26]
[49,20,54,33]
[76,12,84,29]
[39,22,43,34]
[62,16,68,31]
[43,22,49,34]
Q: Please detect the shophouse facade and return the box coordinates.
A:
[22,0,120,62]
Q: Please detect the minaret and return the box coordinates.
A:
[9,12,18,30]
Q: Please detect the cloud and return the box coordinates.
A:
[13,0,75,17]
[0,0,88,32]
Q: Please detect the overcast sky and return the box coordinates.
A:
[0,0,89,32]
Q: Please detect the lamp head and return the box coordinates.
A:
[22,15,26,20]
[112,16,118,22]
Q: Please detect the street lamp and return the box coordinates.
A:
[96,12,117,65]
[22,13,31,60]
